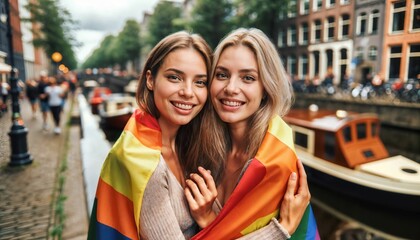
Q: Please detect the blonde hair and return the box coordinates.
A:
[202,28,293,165]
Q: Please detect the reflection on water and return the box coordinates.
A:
[310,182,420,240]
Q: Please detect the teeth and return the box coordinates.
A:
[222,100,242,107]
[174,102,193,110]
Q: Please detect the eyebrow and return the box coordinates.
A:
[215,66,258,74]
[165,68,207,78]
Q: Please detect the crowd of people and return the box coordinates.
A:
[0,70,77,134]
[291,70,420,103]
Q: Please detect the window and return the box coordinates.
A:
[392,1,406,32]
[313,19,322,42]
[278,29,287,47]
[388,46,402,79]
[324,132,335,160]
[412,0,420,30]
[368,46,378,60]
[314,51,320,75]
[357,123,367,139]
[370,10,380,34]
[327,0,336,8]
[291,125,315,154]
[408,44,420,79]
[288,0,297,17]
[326,49,333,68]
[341,0,350,5]
[340,49,348,80]
[326,17,335,40]
[300,22,309,44]
[313,0,322,11]
[343,126,352,142]
[357,12,367,35]
[301,0,310,15]
[288,25,297,46]
[340,14,350,39]
[299,54,308,78]
[295,132,308,149]
[288,55,297,75]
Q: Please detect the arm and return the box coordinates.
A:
[140,160,194,240]
[184,166,218,228]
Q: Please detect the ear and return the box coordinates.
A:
[146,70,154,90]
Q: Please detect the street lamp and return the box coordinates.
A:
[5,0,32,166]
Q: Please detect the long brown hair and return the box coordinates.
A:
[136,31,224,183]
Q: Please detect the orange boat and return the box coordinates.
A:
[89,87,112,115]
[283,105,420,212]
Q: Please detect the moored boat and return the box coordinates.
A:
[283,105,420,213]
[89,87,112,115]
[98,93,137,131]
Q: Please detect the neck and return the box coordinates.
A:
[228,123,248,155]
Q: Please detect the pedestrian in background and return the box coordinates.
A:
[1,80,10,113]
[25,78,39,119]
[38,71,50,130]
[45,77,64,134]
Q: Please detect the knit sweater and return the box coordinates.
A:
[139,157,290,240]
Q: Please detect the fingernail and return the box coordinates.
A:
[291,172,297,180]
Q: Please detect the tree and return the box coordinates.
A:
[82,35,117,69]
[189,0,234,48]
[234,0,291,44]
[147,1,183,47]
[24,0,78,69]
[114,19,141,69]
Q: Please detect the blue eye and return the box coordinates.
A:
[195,79,208,87]
[167,75,181,81]
[243,75,256,81]
[216,72,228,79]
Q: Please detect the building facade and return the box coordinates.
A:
[353,0,386,83]
[278,0,355,85]
[382,0,420,82]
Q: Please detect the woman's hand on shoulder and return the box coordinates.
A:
[184,166,218,229]
[279,159,311,235]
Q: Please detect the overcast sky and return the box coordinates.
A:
[60,0,160,63]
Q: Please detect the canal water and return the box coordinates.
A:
[102,125,419,240]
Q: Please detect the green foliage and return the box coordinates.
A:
[82,19,141,69]
[146,1,184,47]
[24,0,78,69]
[189,0,234,48]
[234,0,291,43]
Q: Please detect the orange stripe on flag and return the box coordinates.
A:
[96,178,139,240]
[124,111,161,150]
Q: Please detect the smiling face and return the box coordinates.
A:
[146,48,208,128]
[210,45,264,128]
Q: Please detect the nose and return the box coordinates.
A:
[179,81,194,98]
[224,78,240,95]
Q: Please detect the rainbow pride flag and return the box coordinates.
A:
[88,111,319,239]
[192,115,320,239]
[88,110,162,240]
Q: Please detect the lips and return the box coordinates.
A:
[221,99,244,107]
[172,101,194,110]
